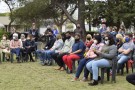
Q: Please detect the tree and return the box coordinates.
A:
[86,0,135,30]
[53,0,86,36]
[12,0,58,27]
[1,0,17,31]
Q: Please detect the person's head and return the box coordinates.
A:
[56,34,62,40]
[48,30,53,36]
[32,22,36,30]
[104,34,115,46]
[53,25,57,30]
[2,34,8,40]
[21,34,25,39]
[47,25,51,30]
[124,33,132,43]
[74,33,81,42]
[116,34,124,43]
[13,33,18,40]
[27,34,33,40]
[93,34,102,44]
[65,31,71,39]
[86,34,92,41]
[77,24,80,28]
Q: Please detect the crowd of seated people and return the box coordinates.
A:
[37,26,135,86]
[1,24,135,86]
[0,32,37,63]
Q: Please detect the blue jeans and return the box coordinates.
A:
[11,48,21,57]
[75,58,92,78]
[86,59,110,80]
[117,54,129,64]
[43,50,55,61]
[36,50,45,61]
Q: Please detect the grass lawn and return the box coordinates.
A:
[0,61,134,90]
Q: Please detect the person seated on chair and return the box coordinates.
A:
[51,31,75,71]
[24,34,36,62]
[44,30,56,50]
[85,34,93,50]
[62,33,86,74]
[19,34,26,61]
[116,34,124,50]
[0,34,10,61]
[126,73,135,85]
[10,33,22,63]
[72,34,104,81]
[86,34,117,86]
[41,34,64,66]
[117,33,135,73]
[36,30,56,63]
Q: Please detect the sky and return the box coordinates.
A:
[0,1,10,13]
[0,0,106,13]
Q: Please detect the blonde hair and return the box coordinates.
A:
[116,34,125,43]
[86,34,92,40]
[56,34,62,39]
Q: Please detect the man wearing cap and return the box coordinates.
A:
[10,33,22,63]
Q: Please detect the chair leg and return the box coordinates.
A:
[2,52,5,62]
[90,73,92,80]
[131,63,134,73]
[126,62,129,74]
[10,54,13,63]
[101,68,104,84]
[107,68,110,81]
[72,60,76,73]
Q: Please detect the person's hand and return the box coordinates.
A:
[59,51,62,54]
[69,53,74,55]
[94,50,101,55]
[84,56,89,59]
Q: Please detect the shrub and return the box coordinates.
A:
[0,29,10,40]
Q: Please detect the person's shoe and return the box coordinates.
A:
[16,57,21,63]
[67,70,72,74]
[44,60,48,65]
[60,67,65,71]
[47,60,52,66]
[88,80,98,86]
[80,77,88,82]
[71,77,79,82]
[55,67,62,70]
[98,76,101,81]
[31,59,35,62]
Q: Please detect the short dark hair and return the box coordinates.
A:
[107,34,115,45]
[66,31,71,34]
[94,34,102,44]
[48,30,53,34]
[75,33,81,38]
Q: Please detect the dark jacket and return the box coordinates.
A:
[29,29,39,42]
[45,36,56,50]
[24,39,36,49]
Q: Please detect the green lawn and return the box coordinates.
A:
[0,61,134,90]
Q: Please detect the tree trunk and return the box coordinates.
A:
[78,0,86,40]
[58,24,63,34]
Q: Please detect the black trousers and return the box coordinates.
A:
[25,47,35,59]
[126,73,135,85]
[51,52,68,67]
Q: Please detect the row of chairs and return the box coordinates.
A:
[0,51,37,63]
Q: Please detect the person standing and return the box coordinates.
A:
[74,24,83,38]
[29,23,39,42]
